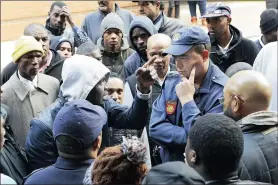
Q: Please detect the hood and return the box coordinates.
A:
[97,36,130,52]
[210,24,243,56]
[45,18,65,37]
[50,36,73,51]
[128,16,158,58]
[238,111,278,126]
[60,54,110,102]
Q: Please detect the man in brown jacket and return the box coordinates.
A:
[1,36,59,149]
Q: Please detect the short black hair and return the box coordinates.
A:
[50,1,66,12]
[24,23,47,36]
[76,41,98,56]
[189,114,244,178]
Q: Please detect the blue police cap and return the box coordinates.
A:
[201,2,231,18]
[163,26,210,56]
[53,99,107,154]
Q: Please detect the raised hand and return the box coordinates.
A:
[60,6,74,27]
[136,56,158,94]
[176,66,196,106]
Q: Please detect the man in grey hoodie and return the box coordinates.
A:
[97,12,134,79]
[26,54,158,171]
[222,70,278,185]
[124,16,158,80]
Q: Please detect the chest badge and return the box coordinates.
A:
[166,101,177,115]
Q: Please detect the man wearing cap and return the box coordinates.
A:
[24,100,106,184]
[97,12,134,79]
[149,26,228,162]
[255,8,278,51]
[1,36,59,149]
[26,54,157,171]
[202,2,259,73]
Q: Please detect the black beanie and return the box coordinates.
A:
[142,162,205,184]
[260,8,278,34]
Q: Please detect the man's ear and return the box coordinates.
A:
[190,150,198,164]
[93,134,102,149]
[202,49,209,62]
[156,1,161,9]
[227,17,232,24]
[232,96,240,113]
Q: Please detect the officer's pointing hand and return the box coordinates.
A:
[136,56,158,94]
[176,66,196,106]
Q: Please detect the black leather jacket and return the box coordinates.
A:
[237,111,278,185]
[206,176,272,185]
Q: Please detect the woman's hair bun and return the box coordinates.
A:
[121,136,147,164]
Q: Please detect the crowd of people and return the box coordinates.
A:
[0,1,277,185]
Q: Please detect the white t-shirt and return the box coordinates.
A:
[253,41,277,112]
[1,174,16,184]
[218,35,234,54]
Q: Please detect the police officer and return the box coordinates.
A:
[149,26,228,162]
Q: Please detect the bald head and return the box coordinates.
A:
[147,33,171,51]
[224,70,272,118]
[146,33,171,79]
[24,23,48,36]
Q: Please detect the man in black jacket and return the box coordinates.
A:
[184,114,271,185]
[1,23,64,85]
[202,3,259,73]
[223,70,278,185]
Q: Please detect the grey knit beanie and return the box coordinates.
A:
[100,12,124,37]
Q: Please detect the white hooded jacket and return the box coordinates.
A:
[61,54,110,101]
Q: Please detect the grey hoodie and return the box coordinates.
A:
[97,35,134,80]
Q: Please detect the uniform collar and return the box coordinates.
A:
[197,61,227,94]
[54,157,93,170]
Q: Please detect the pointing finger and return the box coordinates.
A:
[142,56,156,68]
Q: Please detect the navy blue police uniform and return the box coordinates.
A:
[149,26,229,162]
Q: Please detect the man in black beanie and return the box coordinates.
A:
[255,8,278,51]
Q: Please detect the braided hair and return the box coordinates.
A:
[92,136,148,185]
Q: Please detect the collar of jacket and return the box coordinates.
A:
[238,111,278,127]
[45,18,65,36]
[10,72,51,101]
[54,157,93,170]
[206,175,239,185]
[196,61,226,94]
[210,25,242,57]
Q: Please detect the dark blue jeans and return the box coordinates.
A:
[187,0,207,17]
